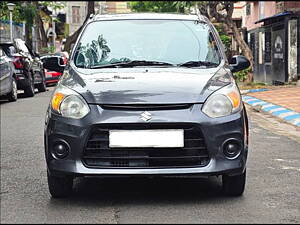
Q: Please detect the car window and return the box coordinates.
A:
[73,20,221,68]
[0,45,15,57]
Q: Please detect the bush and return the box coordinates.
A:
[233,68,251,82]
[41,46,55,54]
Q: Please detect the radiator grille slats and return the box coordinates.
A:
[82,124,210,168]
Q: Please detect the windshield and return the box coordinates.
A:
[73,19,221,69]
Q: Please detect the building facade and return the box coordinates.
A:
[65,1,88,36]
[96,1,131,14]
[240,1,300,84]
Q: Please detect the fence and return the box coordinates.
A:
[0,20,25,42]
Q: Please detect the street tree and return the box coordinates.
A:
[63,1,95,53]
[0,1,64,52]
[130,1,180,13]
[183,1,254,80]
[185,1,254,78]
[200,1,253,72]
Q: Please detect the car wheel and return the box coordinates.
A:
[24,74,35,97]
[37,74,47,92]
[47,171,73,198]
[222,169,246,196]
[7,77,18,102]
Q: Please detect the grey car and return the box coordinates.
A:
[0,46,17,102]
[44,13,250,198]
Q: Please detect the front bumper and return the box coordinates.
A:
[44,104,248,177]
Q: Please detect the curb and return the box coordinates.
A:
[240,88,269,94]
[242,95,300,128]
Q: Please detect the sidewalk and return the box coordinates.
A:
[242,87,300,127]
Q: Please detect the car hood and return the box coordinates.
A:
[61,67,224,104]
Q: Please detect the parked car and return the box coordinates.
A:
[0,39,46,97]
[44,13,250,198]
[0,46,18,102]
[41,54,66,86]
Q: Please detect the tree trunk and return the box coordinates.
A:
[38,15,48,50]
[63,1,95,53]
[199,1,254,81]
[225,18,253,69]
[225,18,254,82]
[24,1,32,49]
[34,2,47,52]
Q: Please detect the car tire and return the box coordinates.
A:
[47,171,73,198]
[37,74,47,92]
[7,77,18,102]
[24,74,35,97]
[222,169,246,197]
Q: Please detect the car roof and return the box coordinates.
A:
[93,13,207,22]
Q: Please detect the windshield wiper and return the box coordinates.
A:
[90,60,175,69]
[178,61,219,68]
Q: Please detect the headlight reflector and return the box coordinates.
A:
[202,83,241,118]
[60,95,90,119]
[202,94,232,118]
[51,85,90,119]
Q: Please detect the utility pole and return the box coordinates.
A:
[7,3,15,42]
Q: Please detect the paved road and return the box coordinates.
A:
[1,88,300,224]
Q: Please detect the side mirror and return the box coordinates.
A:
[229,55,250,73]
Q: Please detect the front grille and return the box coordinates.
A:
[100,104,193,111]
[82,124,210,168]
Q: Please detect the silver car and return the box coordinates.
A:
[44,13,250,198]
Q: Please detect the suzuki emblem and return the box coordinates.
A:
[140,111,152,122]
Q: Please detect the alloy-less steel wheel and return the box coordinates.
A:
[24,74,35,97]
[222,169,246,196]
[7,77,18,102]
[47,171,73,198]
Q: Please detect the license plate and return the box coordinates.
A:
[109,129,184,148]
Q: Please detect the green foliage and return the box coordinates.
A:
[233,68,251,82]
[219,34,231,50]
[215,24,231,50]
[129,1,178,12]
[0,2,27,23]
[41,46,55,54]
[0,1,64,24]
[129,1,195,13]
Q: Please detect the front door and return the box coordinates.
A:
[271,24,286,83]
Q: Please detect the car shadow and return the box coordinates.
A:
[49,176,234,206]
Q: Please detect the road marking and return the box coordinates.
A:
[283,113,300,121]
[272,109,292,116]
[263,105,281,112]
[278,112,299,119]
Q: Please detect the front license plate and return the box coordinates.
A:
[109,129,184,148]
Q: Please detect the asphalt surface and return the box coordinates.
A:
[1,87,300,224]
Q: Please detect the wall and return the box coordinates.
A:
[277,1,300,13]
[244,1,276,31]
[103,1,131,14]
[66,1,87,36]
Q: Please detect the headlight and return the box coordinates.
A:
[202,83,241,118]
[51,84,90,119]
